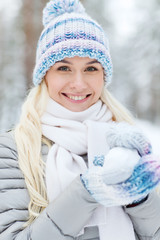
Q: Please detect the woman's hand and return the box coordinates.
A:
[81,153,160,207]
[80,122,160,207]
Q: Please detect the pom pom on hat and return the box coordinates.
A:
[43,0,86,27]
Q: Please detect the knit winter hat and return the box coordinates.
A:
[33,0,113,86]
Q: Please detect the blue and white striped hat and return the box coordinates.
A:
[33,0,113,86]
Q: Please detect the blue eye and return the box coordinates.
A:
[57,66,70,71]
[86,67,98,72]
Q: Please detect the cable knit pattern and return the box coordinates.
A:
[33,0,112,86]
[106,122,152,156]
[81,122,160,207]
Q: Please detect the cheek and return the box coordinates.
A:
[46,75,60,92]
[45,79,56,97]
[48,83,59,96]
[94,77,104,93]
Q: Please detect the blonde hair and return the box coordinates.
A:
[14,81,50,225]
[14,81,134,225]
[101,87,134,124]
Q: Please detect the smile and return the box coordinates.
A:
[62,93,91,101]
[68,95,87,100]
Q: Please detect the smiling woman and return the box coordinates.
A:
[1,0,160,240]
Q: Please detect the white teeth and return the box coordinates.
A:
[68,95,87,100]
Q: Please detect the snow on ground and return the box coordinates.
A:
[136,119,160,156]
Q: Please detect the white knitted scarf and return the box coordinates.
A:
[41,98,135,240]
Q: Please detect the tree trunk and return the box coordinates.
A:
[22,0,36,89]
[22,0,48,90]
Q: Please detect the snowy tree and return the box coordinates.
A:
[0,1,25,132]
[0,0,48,132]
[0,0,159,133]
[109,0,160,124]
[131,0,160,123]
[22,0,48,89]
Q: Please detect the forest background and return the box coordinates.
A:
[0,0,159,152]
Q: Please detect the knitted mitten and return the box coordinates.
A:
[102,122,152,184]
[81,122,160,207]
[106,122,152,156]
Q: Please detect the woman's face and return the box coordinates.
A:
[45,56,104,112]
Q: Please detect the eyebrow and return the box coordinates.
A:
[86,60,100,65]
[56,59,100,65]
[56,60,72,64]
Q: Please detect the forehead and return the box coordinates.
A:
[55,56,101,67]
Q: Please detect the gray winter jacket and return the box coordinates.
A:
[0,131,160,240]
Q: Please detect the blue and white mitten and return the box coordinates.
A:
[81,122,160,207]
[106,122,152,156]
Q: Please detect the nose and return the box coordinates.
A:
[70,72,87,90]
